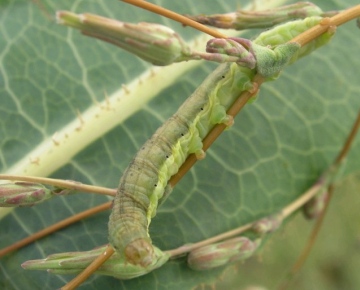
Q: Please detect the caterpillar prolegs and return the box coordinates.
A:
[108,16,334,266]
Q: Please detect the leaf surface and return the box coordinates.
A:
[0,0,359,289]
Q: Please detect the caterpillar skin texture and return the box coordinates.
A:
[108,16,334,267]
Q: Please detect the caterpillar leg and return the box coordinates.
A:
[248,81,259,95]
[187,128,206,160]
[319,17,337,35]
[210,105,234,128]
[222,115,234,127]
[195,149,206,160]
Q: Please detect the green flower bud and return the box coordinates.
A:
[188,2,326,30]
[56,11,193,66]
[187,237,261,271]
[21,245,169,279]
[0,182,52,207]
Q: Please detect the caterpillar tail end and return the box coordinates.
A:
[125,238,155,267]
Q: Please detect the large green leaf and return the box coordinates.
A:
[0,0,359,289]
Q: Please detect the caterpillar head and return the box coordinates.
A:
[125,238,155,267]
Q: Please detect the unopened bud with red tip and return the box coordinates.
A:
[187,237,261,271]
[0,182,52,207]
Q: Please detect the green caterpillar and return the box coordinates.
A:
[108,16,334,267]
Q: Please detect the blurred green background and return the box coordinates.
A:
[215,172,360,290]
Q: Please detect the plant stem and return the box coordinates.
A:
[121,0,227,38]
[335,109,360,164]
[0,174,116,197]
[60,245,114,290]
[291,5,360,46]
[0,202,112,258]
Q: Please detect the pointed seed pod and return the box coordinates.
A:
[21,245,169,279]
[56,11,193,66]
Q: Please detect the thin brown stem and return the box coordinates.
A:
[121,0,227,38]
[0,202,112,258]
[60,245,114,290]
[0,174,116,197]
[291,5,360,46]
[335,109,360,164]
